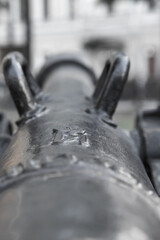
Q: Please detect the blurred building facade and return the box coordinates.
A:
[0,0,160,83]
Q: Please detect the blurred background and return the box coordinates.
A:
[0,0,160,129]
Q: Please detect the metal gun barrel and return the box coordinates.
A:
[0,52,159,240]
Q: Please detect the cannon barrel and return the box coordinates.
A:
[0,52,159,240]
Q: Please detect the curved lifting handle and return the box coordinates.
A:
[93,53,130,118]
[93,60,110,100]
[2,52,40,117]
[8,52,41,97]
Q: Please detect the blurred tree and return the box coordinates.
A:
[99,0,156,12]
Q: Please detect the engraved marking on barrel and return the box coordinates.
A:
[52,128,90,147]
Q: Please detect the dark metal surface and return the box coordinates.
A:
[0,113,12,157]
[0,52,159,240]
[36,54,97,88]
[0,166,159,240]
[136,107,160,195]
[94,53,130,118]
[2,52,44,122]
[3,53,36,117]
